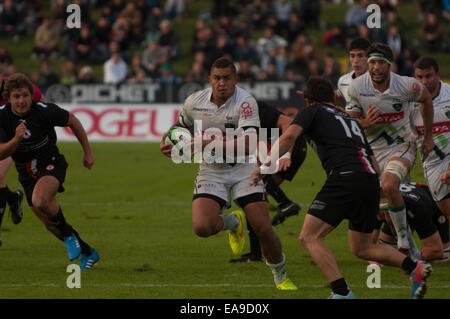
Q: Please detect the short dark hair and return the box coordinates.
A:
[414,56,439,73]
[210,56,236,75]
[3,73,34,100]
[349,38,371,53]
[304,76,334,104]
[366,42,393,63]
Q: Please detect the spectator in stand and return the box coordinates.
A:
[299,0,321,27]
[193,50,211,74]
[416,0,444,21]
[59,60,77,85]
[164,0,186,20]
[307,58,322,78]
[387,25,403,57]
[5,63,18,77]
[260,62,279,81]
[69,25,103,64]
[77,66,97,84]
[185,62,209,83]
[322,52,341,88]
[444,0,450,21]
[273,0,293,34]
[286,12,305,44]
[51,0,69,30]
[246,0,269,30]
[110,0,126,19]
[256,27,288,77]
[118,2,143,43]
[127,68,153,83]
[344,0,370,28]
[100,5,117,26]
[396,46,419,77]
[32,17,61,60]
[103,51,128,84]
[288,33,317,73]
[110,17,132,54]
[208,34,235,63]
[421,13,443,51]
[144,5,163,41]
[95,17,112,49]
[285,67,305,82]
[141,40,168,78]
[191,19,215,54]
[128,55,145,80]
[158,20,180,60]
[0,47,13,71]
[233,34,258,66]
[38,59,60,91]
[237,59,257,84]
[157,63,180,84]
[0,0,25,40]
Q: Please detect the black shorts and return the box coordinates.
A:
[382,204,449,241]
[276,136,307,181]
[17,154,68,206]
[307,172,380,233]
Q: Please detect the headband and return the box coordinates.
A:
[367,53,392,65]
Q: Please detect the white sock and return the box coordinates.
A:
[220,214,238,231]
[407,226,422,260]
[266,253,286,285]
[388,204,410,248]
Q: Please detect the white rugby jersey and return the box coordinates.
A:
[337,70,356,103]
[410,81,450,167]
[178,85,260,171]
[346,72,423,152]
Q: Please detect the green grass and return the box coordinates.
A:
[0,142,448,299]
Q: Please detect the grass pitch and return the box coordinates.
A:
[0,142,449,299]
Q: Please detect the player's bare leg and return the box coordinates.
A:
[192,198,225,237]
[299,214,342,281]
[31,176,94,262]
[0,157,23,232]
[436,197,450,221]
[381,157,411,251]
[244,201,281,264]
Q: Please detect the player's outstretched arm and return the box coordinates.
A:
[0,123,26,160]
[417,87,435,159]
[251,124,302,186]
[66,112,95,169]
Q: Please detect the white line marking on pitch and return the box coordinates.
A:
[1,283,450,289]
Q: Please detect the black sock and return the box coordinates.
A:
[330,278,350,296]
[0,187,7,226]
[263,175,290,207]
[67,225,93,256]
[5,186,17,205]
[401,256,418,275]
[246,219,262,258]
[50,208,73,238]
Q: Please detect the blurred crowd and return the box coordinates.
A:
[0,0,449,92]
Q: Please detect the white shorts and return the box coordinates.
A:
[193,164,265,209]
[375,141,417,179]
[424,157,450,201]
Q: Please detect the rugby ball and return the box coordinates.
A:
[164,126,192,162]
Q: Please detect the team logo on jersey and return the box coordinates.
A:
[445,109,450,118]
[23,129,32,139]
[240,102,253,119]
[392,103,403,112]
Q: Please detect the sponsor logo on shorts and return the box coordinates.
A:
[23,129,32,139]
[438,215,447,224]
[46,165,55,171]
[310,200,327,210]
